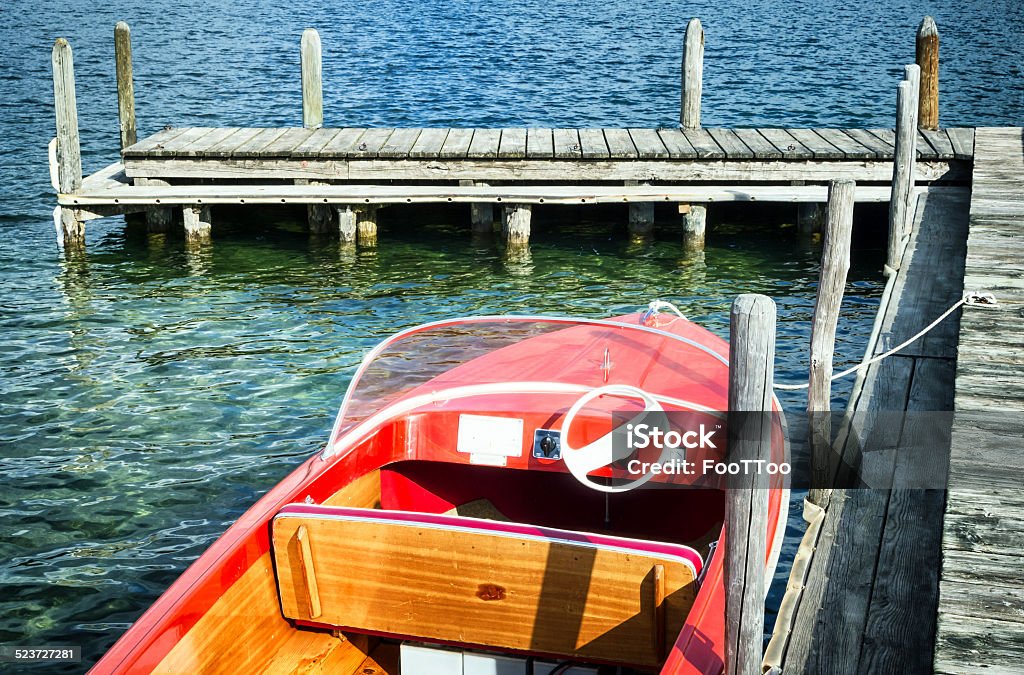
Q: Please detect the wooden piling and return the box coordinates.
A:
[807,180,855,508]
[356,206,378,247]
[886,70,919,272]
[461,180,493,234]
[725,293,776,675]
[300,29,323,129]
[503,204,532,245]
[52,38,84,246]
[52,39,82,194]
[114,22,137,150]
[336,207,357,243]
[682,204,706,250]
[916,17,939,131]
[183,205,212,243]
[681,19,704,129]
[627,181,655,238]
[797,203,824,235]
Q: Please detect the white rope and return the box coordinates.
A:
[645,299,686,319]
[773,291,991,391]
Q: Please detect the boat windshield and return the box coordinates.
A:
[324,315,727,456]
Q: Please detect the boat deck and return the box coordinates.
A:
[934,127,1024,674]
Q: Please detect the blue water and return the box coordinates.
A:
[1,1,1021,671]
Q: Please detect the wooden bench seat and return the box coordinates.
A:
[271,505,701,668]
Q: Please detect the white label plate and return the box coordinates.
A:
[457,414,524,461]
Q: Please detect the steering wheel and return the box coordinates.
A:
[560,384,672,493]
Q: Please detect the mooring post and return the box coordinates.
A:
[356,206,379,247]
[183,205,212,244]
[807,180,855,508]
[300,29,323,129]
[52,38,84,246]
[335,206,357,243]
[886,68,919,273]
[114,22,137,150]
[681,204,706,250]
[680,18,704,129]
[503,204,532,246]
[725,293,775,675]
[916,16,939,131]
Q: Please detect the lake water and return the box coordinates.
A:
[2,1,1021,671]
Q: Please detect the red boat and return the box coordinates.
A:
[93,306,788,675]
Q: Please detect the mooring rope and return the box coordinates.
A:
[772,290,997,391]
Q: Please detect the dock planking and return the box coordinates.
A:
[934,127,1024,675]
[780,185,970,675]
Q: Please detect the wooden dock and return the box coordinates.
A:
[51,23,973,250]
[770,175,968,674]
[934,127,1024,674]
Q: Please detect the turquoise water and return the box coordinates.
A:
[2,0,1022,671]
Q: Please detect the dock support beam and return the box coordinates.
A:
[725,293,775,675]
[301,29,323,129]
[52,38,84,247]
[299,179,332,233]
[356,206,379,247]
[503,204,532,246]
[887,66,919,273]
[916,17,939,131]
[114,22,137,150]
[183,205,212,243]
[681,204,706,250]
[807,180,855,509]
[681,18,704,129]
[797,203,825,234]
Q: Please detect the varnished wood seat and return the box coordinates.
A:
[272,505,702,668]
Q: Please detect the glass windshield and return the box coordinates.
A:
[325,315,727,454]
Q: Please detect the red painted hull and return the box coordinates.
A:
[92,313,787,674]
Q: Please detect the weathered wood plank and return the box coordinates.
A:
[122,127,188,155]
[935,614,1024,674]
[292,128,342,158]
[627,128,669,159]
[603,129,638,159]
[438,128,473,159]
[300,29,323,129]
[944,127,975,159]
[552,129,582,159]
[204,127,262,155]
[231,128,289,158]
[843,128,894,156]
[707,128,753,158]
[681,19,703,128]
[815,128,876,159]
[786,129,844,159]
[919,128,955,159]
[467,128,501,159]
[258,128,317,157]
[497,128,528,159]
[150,127,220,157]
[319,128,366,157]
[681,128,724,158]
[408,128,449,159]
[757,128,813,159]
[377,128,422,158]
[656,128,697,158]
[122,155,965,183]
[348,128,395,158]
[577,129,609,159]
[732,129,782,159]
[179,127,241,156]
[526,128,553,159]
[52,38,82,192]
